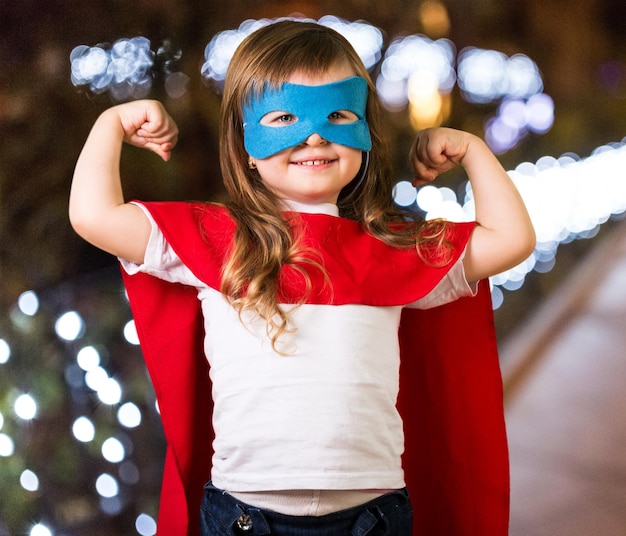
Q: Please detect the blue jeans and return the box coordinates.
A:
[199,483,413,536]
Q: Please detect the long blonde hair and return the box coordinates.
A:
[218,20,447,349]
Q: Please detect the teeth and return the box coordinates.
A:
[297,160,331,166]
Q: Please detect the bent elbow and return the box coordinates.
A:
[521,224,537,259]
[68,206,91,239]
[509,224,537,268]
[68,205,103,246]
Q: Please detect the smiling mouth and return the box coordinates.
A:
[294,159,334,166]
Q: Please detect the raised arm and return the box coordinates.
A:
[69,100,178,264]
[410,127,536,283]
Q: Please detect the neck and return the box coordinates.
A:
[281,200,339,216]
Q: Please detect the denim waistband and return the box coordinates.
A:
[200,482,412,536]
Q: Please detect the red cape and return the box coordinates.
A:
[121,202,509,535]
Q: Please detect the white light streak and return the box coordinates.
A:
[395,139,626,309]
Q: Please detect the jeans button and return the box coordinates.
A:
[235,513,254,532]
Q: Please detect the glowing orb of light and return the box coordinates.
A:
[18,291,40,316]
[95,473,119,498]
[14,393,37,420]
[136,513,157,536]
[30,524,52,536]
[55,311,84,341]
[102,437,126,463]
[20,469,40,492]
[72,416,96,443]
[118,402,142,428]
[0,339,10,364]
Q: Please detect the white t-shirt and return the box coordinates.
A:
[122,202,476,492]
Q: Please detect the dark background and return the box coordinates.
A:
[1,1,625,534]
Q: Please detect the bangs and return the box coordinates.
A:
[241,24,357,101]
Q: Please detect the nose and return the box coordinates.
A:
[304,132,328,146]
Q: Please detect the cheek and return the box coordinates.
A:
[346,151,364,177]
[255,154,286,179]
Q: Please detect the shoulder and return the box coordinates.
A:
[138,200,230,221]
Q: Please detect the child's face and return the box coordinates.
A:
[250,62,365,205]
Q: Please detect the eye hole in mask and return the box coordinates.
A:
[260,110,360,128]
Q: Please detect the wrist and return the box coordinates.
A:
[460,134,490,167]
[96,107,127,142]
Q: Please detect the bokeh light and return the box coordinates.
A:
[135,513,157,536]
[457,48,543,104]
[13,13,618,535]
[201,16,383,90]
[30,524,52,536]
[0,338,10,364]
[0,433,15,457]
[97,377,123,405]
[18,291,40,316]
[55,311,84,341]
[72,416,96,443]
[123,320,140,345]
[118,402,142,428]
[95,473,119,498]
[20,469,40,492]
[119,461,140,486]
[76,345,101,371]
[394,139,626,308]
[70,37,154,101]
[377,34,456,113]
[102,437,126,463]
[14,393,37,420]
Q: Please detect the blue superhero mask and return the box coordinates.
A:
[243,76,372,159]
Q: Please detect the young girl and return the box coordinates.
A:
[70,20,534,536]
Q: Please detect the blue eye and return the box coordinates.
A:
[260,111,298,127]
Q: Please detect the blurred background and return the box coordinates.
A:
[2,1,626,534]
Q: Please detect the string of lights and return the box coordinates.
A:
[2,13,623,536]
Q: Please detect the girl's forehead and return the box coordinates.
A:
[286,62,357,86]
[249,60,357,91]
